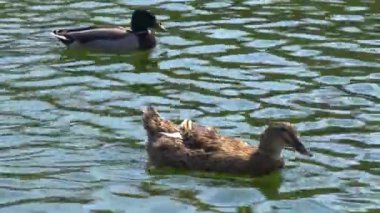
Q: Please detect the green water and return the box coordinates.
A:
[0,0,379,212]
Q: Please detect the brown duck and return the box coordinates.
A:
[143,106,312,176]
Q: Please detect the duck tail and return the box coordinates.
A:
[142,106,178,138]
[143,106,161,129]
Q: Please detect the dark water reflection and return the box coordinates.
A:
[0,0,379,212]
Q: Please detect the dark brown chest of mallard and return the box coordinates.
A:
[137,32,156,50]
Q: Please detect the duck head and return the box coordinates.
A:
[259,122,312,158]
[131,9,166,32]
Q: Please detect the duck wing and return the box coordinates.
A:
[52,26,129,45]
[179,119,220,151]
[180,119,255,154]
[218,135,256,154]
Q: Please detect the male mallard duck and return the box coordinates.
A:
[143,106,312,176]
[51,9,165,53]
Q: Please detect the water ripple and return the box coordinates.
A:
[0,0,379,212]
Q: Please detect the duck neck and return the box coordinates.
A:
[132,29,150,34]
[258,138,284,159]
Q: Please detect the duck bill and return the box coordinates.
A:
[285,135,313,157]
[154,22,166,31]
[289,137,313,157]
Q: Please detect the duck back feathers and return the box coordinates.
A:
[52,26,127,44]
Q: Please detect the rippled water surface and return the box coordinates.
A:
[1,0,379,212]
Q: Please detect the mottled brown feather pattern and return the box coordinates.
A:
[181,121,253,154]
[147,133,283,176]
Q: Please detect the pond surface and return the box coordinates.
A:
[0,0,379,212]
